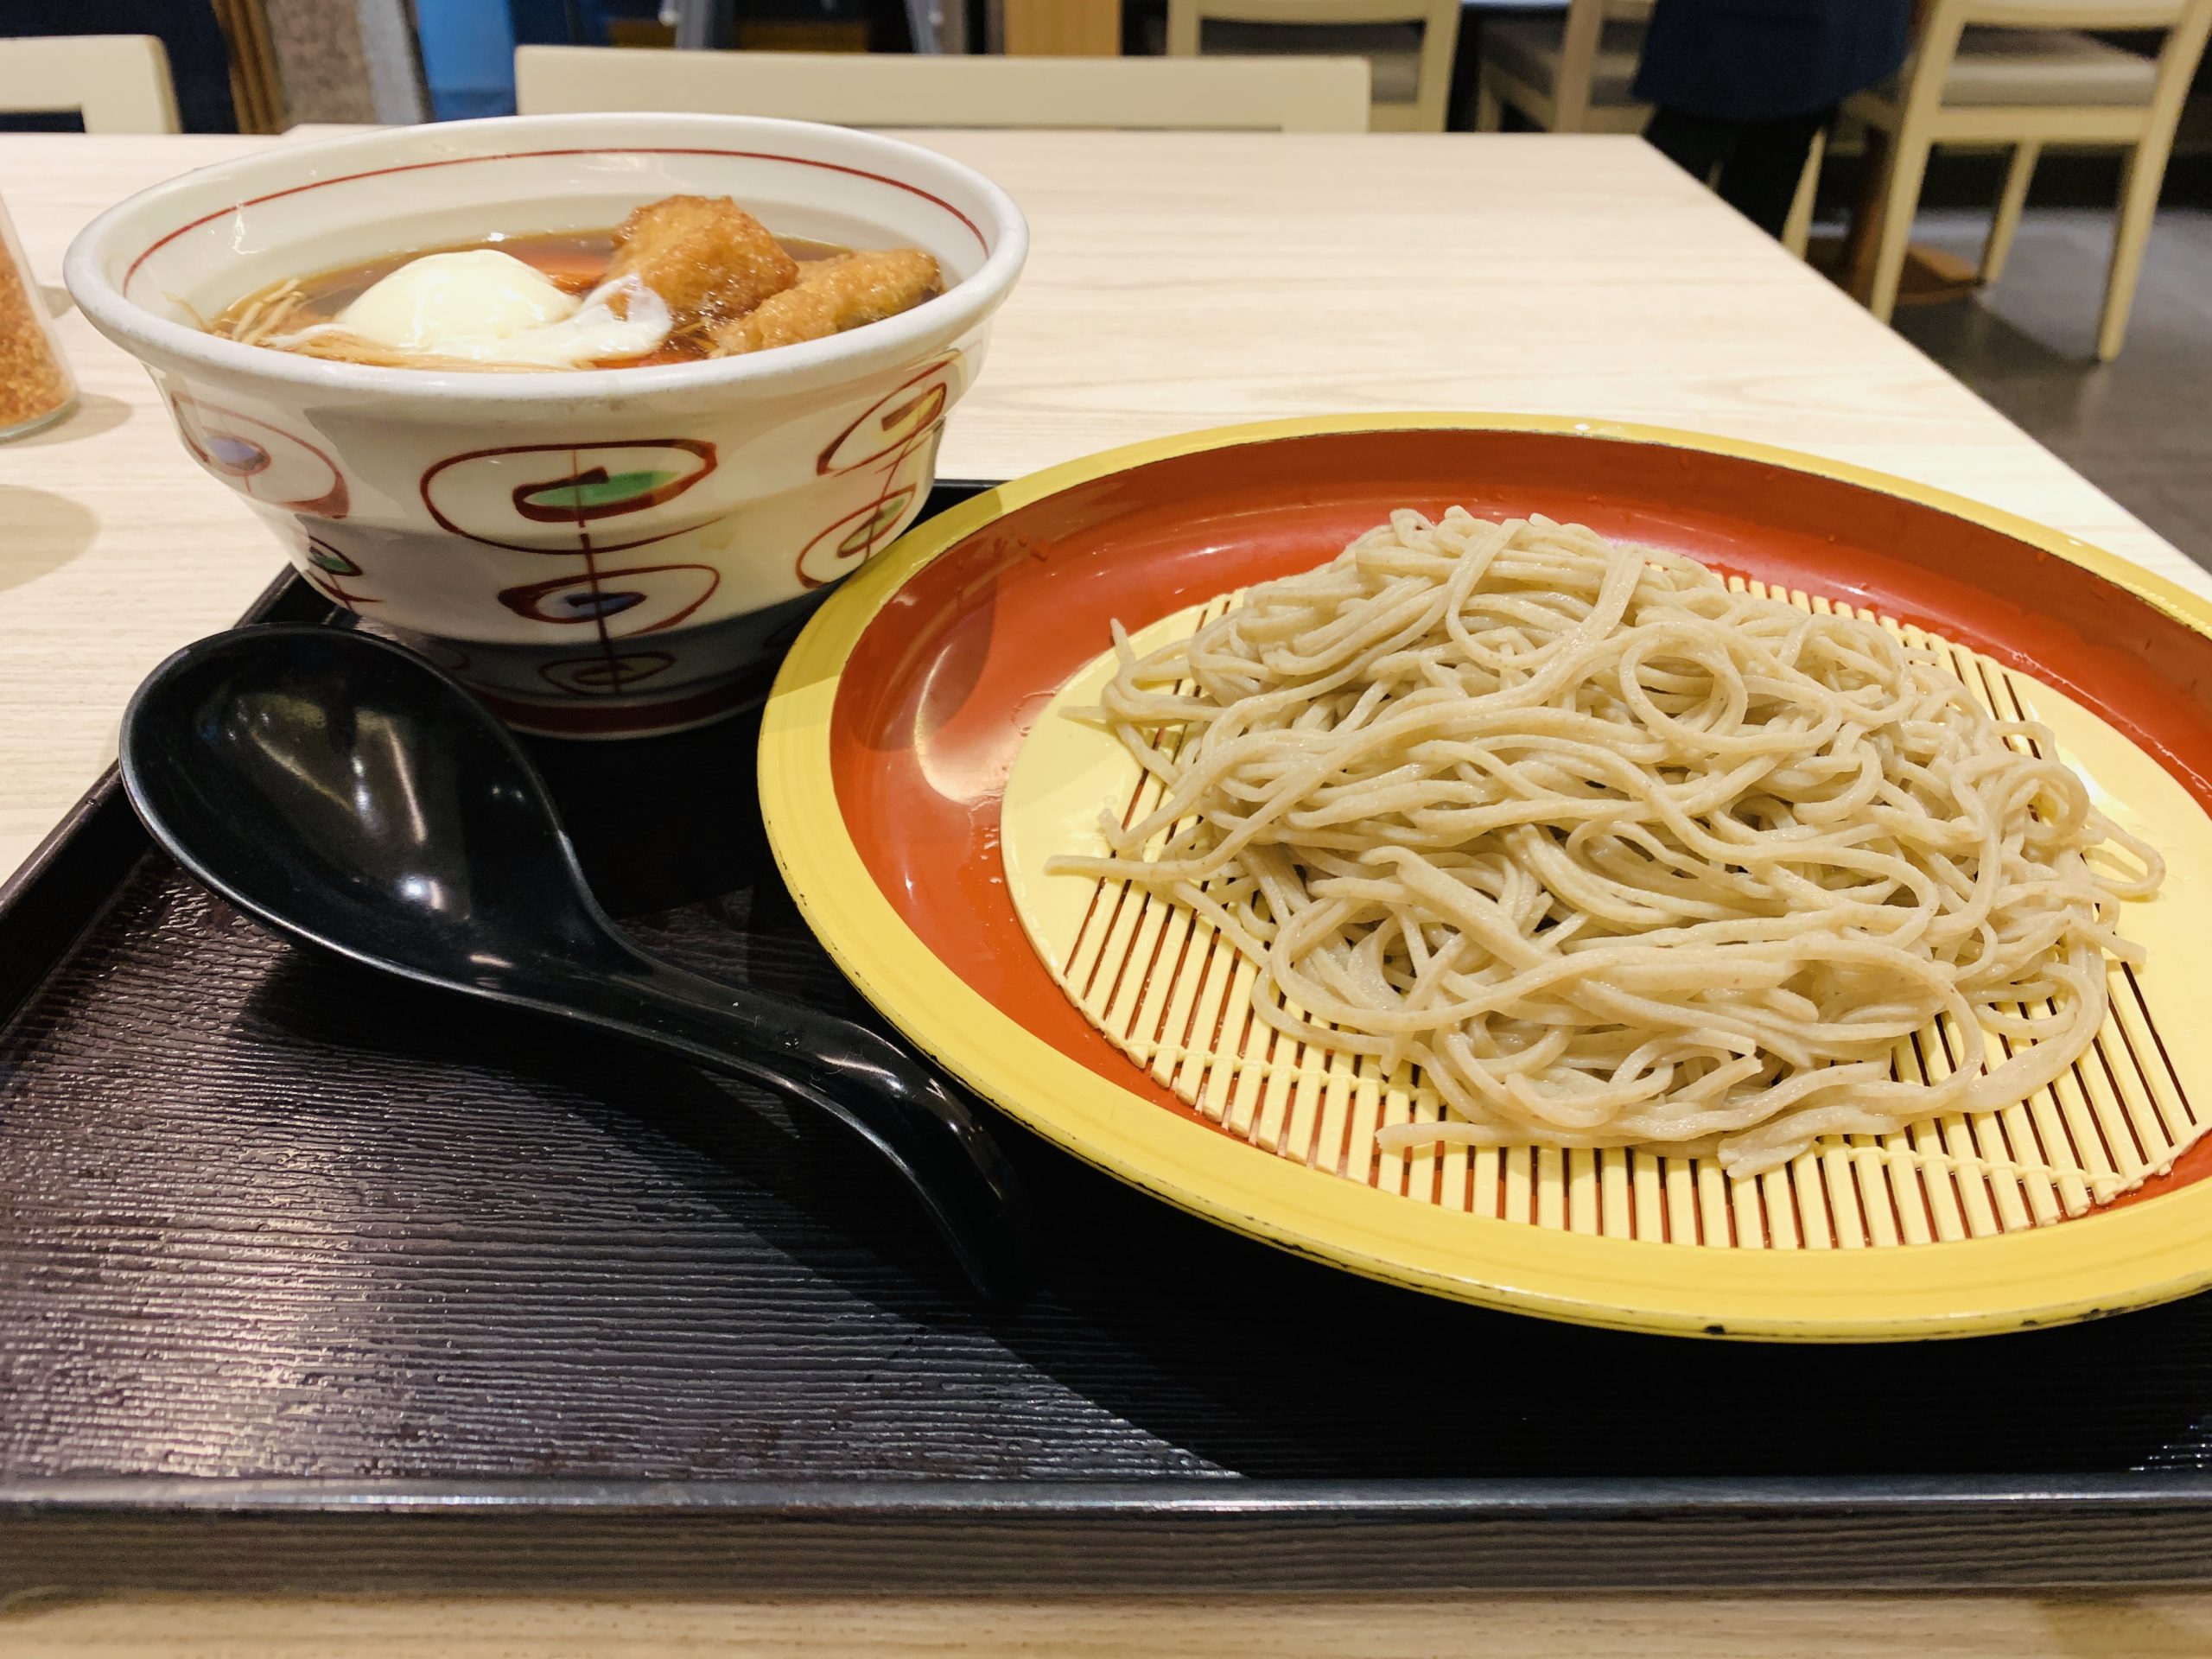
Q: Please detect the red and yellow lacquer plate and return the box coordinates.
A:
[759,416,2212,1340]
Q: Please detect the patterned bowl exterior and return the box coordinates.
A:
[66,114,1027,735]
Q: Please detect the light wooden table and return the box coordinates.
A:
[0,128,2195,886]
[1,128,2207,1657]
[10,1588,2212,1656]
[0,126,2196,884]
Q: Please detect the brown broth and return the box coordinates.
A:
[213,226,854,368]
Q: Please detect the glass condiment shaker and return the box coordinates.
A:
[0,191,75,441]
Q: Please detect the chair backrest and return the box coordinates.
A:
[1904,0,2211,117]
[1550,0,1655,130]
[1564,0,1657,29]
[0,35,180,133]
[1164,0,1459,130]
[514,45,1372,132]
[1955,0,2194,22]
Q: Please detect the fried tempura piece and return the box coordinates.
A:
[604,194,798,329]
[708,248,939,356]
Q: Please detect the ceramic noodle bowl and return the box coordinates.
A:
[64,113,1027,737]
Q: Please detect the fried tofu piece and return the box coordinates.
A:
[709,248,940,356]
[605,194,798,329]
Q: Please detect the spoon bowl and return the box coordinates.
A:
[121,624,1029,1297]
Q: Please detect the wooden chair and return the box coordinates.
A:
[1473,0,1654,136]
[1164,0,1461,132]
[0,35,180,133]
[1847,0,2212,359]
[514,44,1372,131]
[208,0,285,134]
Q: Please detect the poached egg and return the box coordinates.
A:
[326,249,671,368]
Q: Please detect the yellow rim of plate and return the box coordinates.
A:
[759,413,2212,1341]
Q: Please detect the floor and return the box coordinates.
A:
[1887,207,2212,571]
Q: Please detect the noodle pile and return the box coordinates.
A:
[1050,509,2163,1177]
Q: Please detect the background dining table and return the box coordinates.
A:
[2,124,2209,1656]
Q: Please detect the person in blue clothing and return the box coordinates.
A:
[1634,0,1915,237]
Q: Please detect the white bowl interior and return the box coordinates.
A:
[111,125,1003,328]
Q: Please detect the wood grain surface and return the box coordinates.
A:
[20,700,2212,1495]
[0,128,2197,885]
[7,1590,2212,1657]
[1001,0,1124,54]
[8,631,2212,1650]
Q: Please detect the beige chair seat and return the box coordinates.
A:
[1481,16,1645,107]
[1888,27,2159,106]
[1184,20,1423,104]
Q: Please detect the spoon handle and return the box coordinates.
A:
[582,957,1031,1300]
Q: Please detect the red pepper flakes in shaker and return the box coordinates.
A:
[0,193,75,441]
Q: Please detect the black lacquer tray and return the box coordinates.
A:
[6,484,2212,1597]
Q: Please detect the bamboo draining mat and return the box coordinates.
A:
[1001,582,2212,1250]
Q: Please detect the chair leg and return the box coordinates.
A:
[1866,130,1932,324]
[2099,139,2166,362]
[1840,126,1891,297]
[1781,126,1826,259]
[1981,141,2039,285]
[1474,65,1502,131]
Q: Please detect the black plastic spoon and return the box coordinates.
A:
[119,624,1028,1299]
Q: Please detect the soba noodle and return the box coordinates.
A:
[1049,508,2164,1177]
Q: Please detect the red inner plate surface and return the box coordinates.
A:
[827,428,2212,1200]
